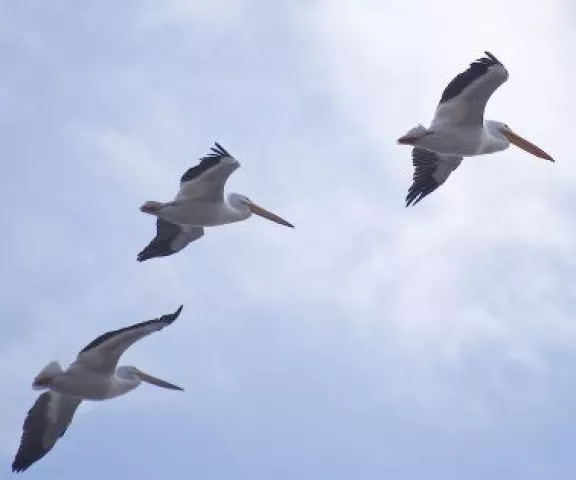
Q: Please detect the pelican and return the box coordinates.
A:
[138,142,294,261]
[12,305,184,473]
[397,52,554,206]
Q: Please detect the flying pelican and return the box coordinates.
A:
[138,142,294,261]
[12,306,184,473]
[397,52,554,206]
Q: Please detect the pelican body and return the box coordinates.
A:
[405,120,511,157]
[12,306,184,473]
[397,52,554,206]
[138,143,294,261]
[37,365,161,400]
[147,192,253,227]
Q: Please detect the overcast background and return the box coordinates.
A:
[1,1,576,479]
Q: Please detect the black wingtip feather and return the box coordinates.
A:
[79,306,184,354]
[137,219,183,262]
[11,393,54,473]
[136,247,172,263]
[484,51,501,64]
[439,51,503,104]
[405,185,435,207]
[180,142,235,183]
[163,305,184,323]
[404,148,462,207]
[212,142,231,157]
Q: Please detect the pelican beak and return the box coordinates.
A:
[501,127,554,161]
[134,369,184,391]
[245,201,294,228]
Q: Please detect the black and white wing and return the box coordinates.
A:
[406,148,462,206]
[137,218,204,262]
[432,51,509,127]
[68,306,183,374]
[176,142,240,202]
[12,392,82,472]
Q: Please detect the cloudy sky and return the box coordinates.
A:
[2,0,576,478]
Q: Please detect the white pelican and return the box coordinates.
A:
[397,52,554,206]
[12,306,184,473]
[138,142,294,261]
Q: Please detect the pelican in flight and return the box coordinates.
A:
[138,142,294,261]
[12,306,184,473]
[397,51,554,206]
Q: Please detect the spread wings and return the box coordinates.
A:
[432,52,509,128]
[137,219,204,262]
[175,143,240,202]
[406,148,462,206]
[12,392,82,472]
[68,306,183,374]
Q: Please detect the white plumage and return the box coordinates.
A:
[138,142,294,261]
[398,52,554,206]
[12,306,184,473]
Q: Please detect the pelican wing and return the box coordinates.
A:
[406,148,462,206]
[12,392,82,472]
[68,305,183,374]
[175,142,240,202]
[431,52,509,127]
[137,219,204,262]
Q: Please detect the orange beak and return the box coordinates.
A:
[502,127,554,161]
[245,201,294,228]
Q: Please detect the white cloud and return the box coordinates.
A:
[5,2,576,471]
[248,0,576,422]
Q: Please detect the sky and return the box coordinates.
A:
[1,0,576,478]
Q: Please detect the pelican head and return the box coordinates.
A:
[140,201,166,215]
[494,122,554,161]
[229,193,294,228]
[119,366,184,391]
